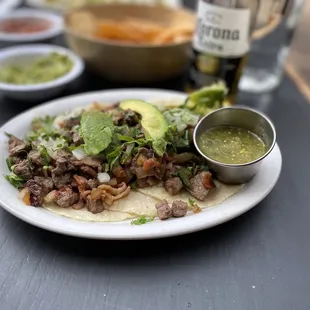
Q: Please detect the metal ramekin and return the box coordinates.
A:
[193,106,277,184]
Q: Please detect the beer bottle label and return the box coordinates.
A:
[193,1,251,58]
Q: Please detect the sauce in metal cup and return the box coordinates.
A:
[193,107,276,184]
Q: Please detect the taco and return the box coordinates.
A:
[4,84,242,224]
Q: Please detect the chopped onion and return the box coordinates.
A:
[97,172,110,184]
[72,147,88,160]
[44,190,58,204]
[20,187,31,206]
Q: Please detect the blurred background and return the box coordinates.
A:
[286,0,310,99]
[0,0,308,103]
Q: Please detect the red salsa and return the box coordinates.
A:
[0,18,51,34]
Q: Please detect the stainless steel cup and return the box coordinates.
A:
[193,107,276,184]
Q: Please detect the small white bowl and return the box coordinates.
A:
[0,44,84,101]
[0,9,63,47]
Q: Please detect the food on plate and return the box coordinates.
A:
[45,0,167,10]
[0,18,51,34]
[96,18,194,44]
[0,52,73,85]
[69,11,194,45]
[197,126,267,164]
[4,83,242,223]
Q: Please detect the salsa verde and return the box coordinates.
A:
[198,126,266,164]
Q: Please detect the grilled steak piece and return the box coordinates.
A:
[33,176,54,194]
[54,187,79,208]
[53,150,75,175]
[52,172,73,189]
[8,135,23,152]
[164,177,183,195]
[155,200,173,220]
[187,172,213,201]
[13,159,32,180]
[28,150,47,166]
[171,200,188,217]
[72,157,103,171]
[26,176,54,207]
[8,135,30,156]
[80,166,97,178]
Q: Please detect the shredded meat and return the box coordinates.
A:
[13,159,33,180]
[155,200,172,220]
[54,186,79,208]
[164,177,183,195]
[171,200,188,217]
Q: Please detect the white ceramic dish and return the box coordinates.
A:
[0,9,63,47]
[0,89,282,240]
[0,44,84,101]
[0,0,22,15]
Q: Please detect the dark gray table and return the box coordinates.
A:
[1,2,310,310]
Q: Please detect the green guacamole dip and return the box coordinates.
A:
[0,52,73,85]
[198,126,266,164]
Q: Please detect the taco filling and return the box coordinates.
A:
[4,84,242,223]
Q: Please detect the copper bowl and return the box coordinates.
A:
[64,4,195,84]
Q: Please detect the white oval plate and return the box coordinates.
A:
[0,89,282,240]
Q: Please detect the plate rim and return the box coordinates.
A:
[0,88,282,240]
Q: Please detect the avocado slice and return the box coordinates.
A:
[120,100,168,140]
